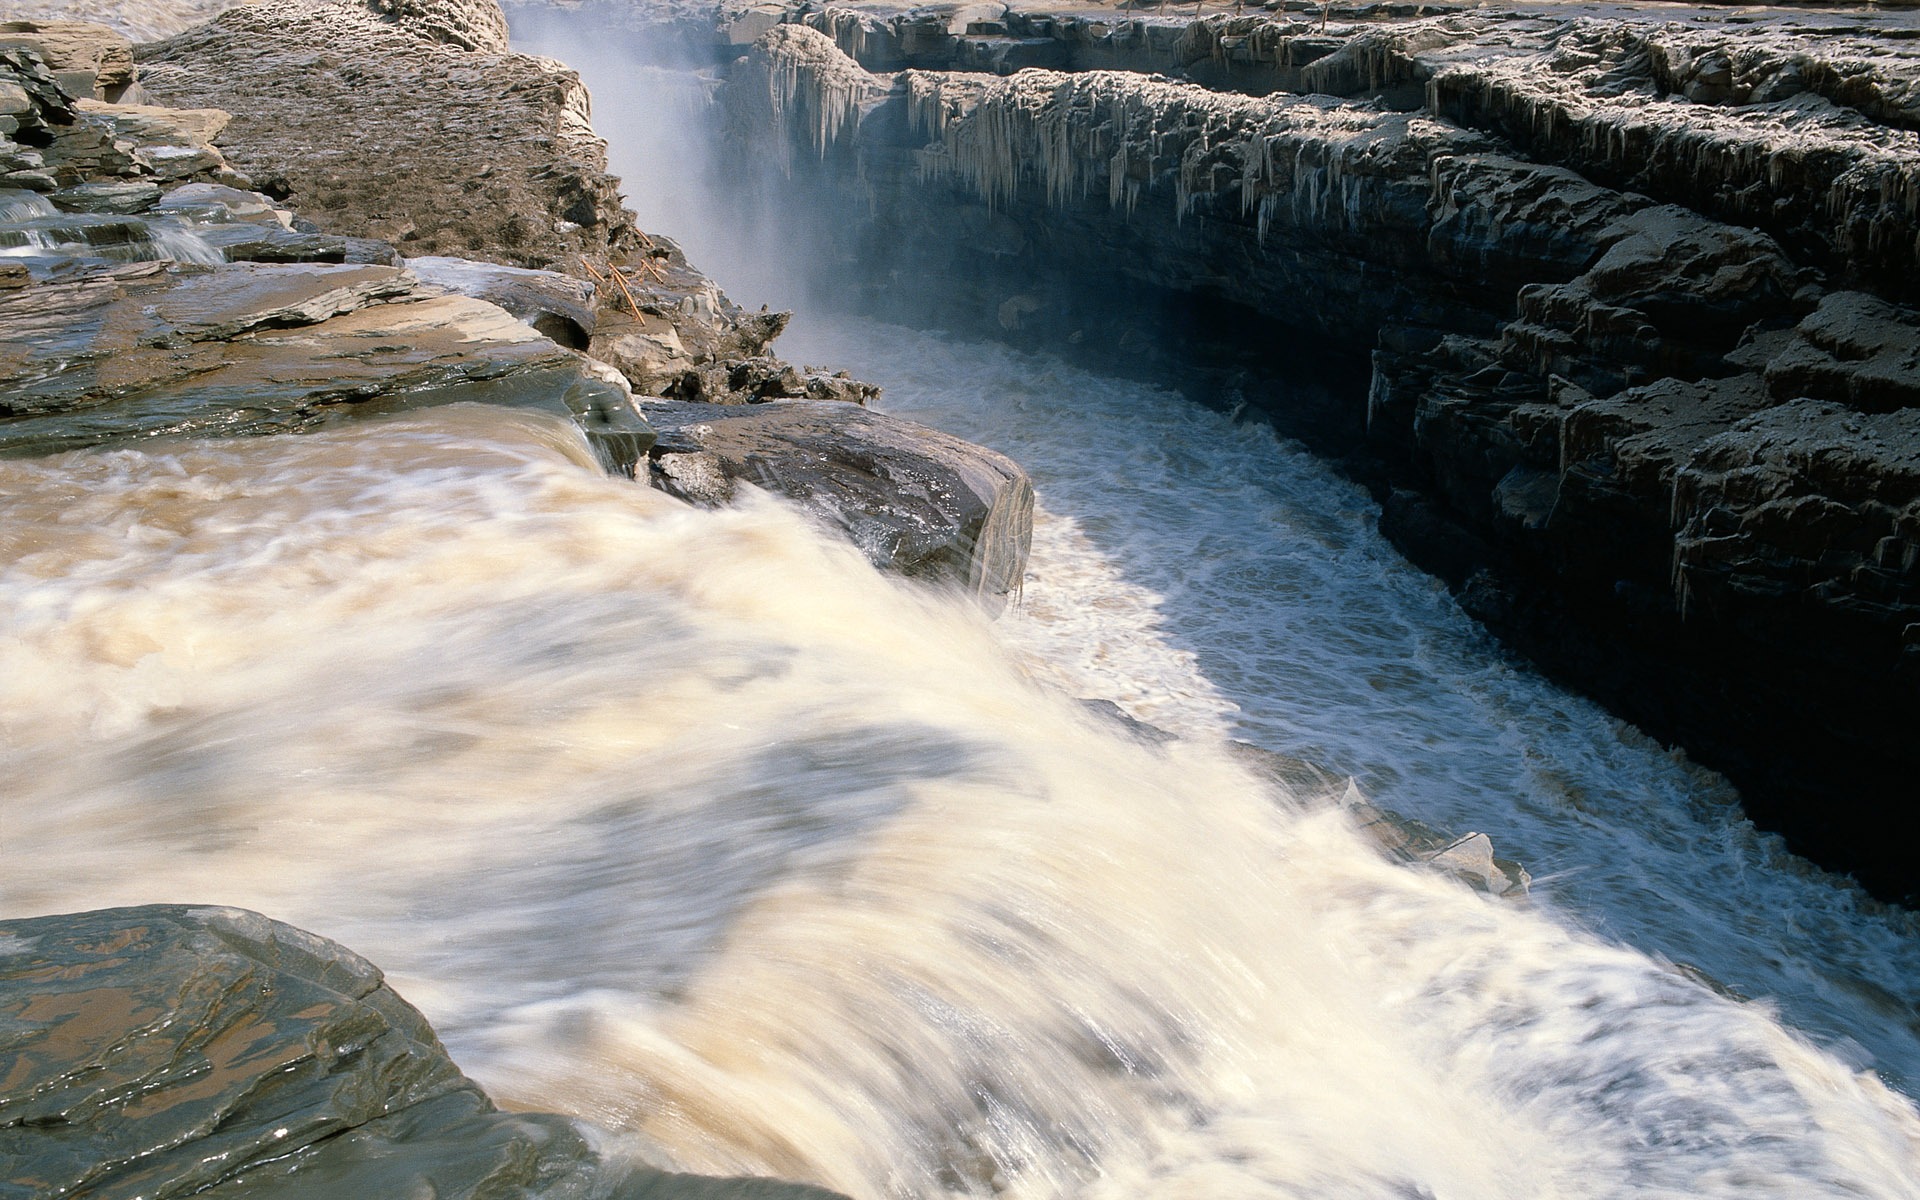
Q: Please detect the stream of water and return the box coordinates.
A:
[2,9,1918,1198]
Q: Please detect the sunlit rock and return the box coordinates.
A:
[409,253,600,348]
[0,261,652,473]
[0,19,136,101]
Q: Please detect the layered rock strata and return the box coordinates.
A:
[0,258,653,471]
[0,905,846,1200]
[562,0,1920,897]
[1,4,1030,594]
[126,0,865,406]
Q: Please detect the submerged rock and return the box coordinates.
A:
[1226,741,1532,897]
[1074,706,1533,896]
[643,398,1033,608]
[0,905,846,1200]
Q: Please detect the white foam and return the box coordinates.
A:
[3,403,1917,1199]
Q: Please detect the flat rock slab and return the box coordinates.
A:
[643,398,1033,607]
[0,260,652,471]
[409,253,599,348]
[0,905,847,1200]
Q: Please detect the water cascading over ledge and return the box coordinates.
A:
[668,2,1920,899]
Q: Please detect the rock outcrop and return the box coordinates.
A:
[133,0,634,269]
[3,3,1028,596]
[643,397,1034,607]
[0,259,653,472]
[554,0,1920,897]
[128,0,877,405]
[2,23,650,471]
[0,904,845,1200]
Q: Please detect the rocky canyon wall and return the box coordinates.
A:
[579,0,1920,899]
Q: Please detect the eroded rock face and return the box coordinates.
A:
[0,19,136,101]
[134,0,634,270]
[643,398,1033,607]
[0,905,847,1200]
[607,1,1920,894]
[1,37,242,193]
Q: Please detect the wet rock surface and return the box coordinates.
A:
[643,398,1034,606]
[125,0,873,403]
[0,260,653,473]
[3,0,1011,603]
[0,905,848,1200]
[572,0,1920,899]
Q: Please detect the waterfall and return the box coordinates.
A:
[0,210,225,266]
[5,389,1918,1199]
[5,9,1919,1200]
[0,187,58,223]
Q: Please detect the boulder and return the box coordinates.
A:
[642,398,1032,607]
[0,43,242,193]
[0,905,846,1200]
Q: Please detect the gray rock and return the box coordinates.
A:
[0,904,847,1200]
[1763,291,1920,413]
[409,253,599,348]
[48,178,159,213]
[0,19,135,101]
[642,398,1032,607]
[0,260,653,473]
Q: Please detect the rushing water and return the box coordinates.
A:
[4,397,1919,1198]
[3,10,1920,1198]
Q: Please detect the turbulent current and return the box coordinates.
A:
[4,353,1920,1197]
[4,12,1920,1200]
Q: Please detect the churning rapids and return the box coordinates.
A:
[4,14,1920,1200]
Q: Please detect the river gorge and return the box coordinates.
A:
[3,1,1920,1197]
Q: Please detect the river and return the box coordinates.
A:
[1,8,1918,1198]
